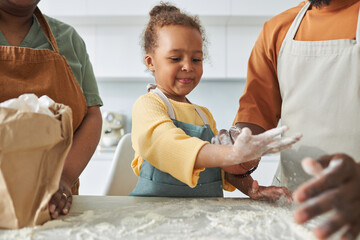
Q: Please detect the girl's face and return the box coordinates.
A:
[145,25,203,102]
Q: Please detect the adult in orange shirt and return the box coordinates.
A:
[233,0,360,239]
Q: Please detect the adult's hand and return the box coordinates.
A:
[48,178,72,219]
[248,180,293,203]
[211,127,242,145]
[293,154,360,240]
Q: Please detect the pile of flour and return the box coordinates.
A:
[0,199,319,240]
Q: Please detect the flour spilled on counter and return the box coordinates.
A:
[0,199,321,240]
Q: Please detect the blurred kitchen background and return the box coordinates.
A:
[38,0,302,197]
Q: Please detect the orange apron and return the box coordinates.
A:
[0,7,87,194]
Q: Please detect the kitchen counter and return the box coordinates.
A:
[0,196,318,240]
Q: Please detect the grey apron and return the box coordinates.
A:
[274,2,360,191]
[130,87,223,197]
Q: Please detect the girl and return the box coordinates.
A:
[130,3,301,199]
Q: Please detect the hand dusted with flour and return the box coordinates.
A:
[294,154,360,239]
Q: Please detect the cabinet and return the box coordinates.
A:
[79,151,114,195]
[38,0,302,22]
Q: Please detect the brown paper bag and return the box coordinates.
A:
[0,103,73,229]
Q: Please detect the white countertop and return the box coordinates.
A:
[0,196,321,240]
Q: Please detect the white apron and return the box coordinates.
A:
[275,1,360,191]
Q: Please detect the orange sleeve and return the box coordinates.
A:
[234,7,300,130]
[234,29,281,130]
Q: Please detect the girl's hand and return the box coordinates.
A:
[230,126,302,164]
[248,180,293,203]
[212,126,301,171]
[48,178,72,219]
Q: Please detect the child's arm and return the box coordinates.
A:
[195,126,301,169]
[225,173,293,202]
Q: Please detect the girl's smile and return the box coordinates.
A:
[177,78,194,84]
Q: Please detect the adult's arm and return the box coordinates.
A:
[293,154,360,239]
[235,122,265,135]
[49,105,102,218]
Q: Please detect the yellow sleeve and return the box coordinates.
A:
[221,171,236,192]
[131,93,207,188]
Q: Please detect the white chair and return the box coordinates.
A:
[103,133,138,196]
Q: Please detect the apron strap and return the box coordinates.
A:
[147,84,209,125]
[34,7,60,53]
[284,1,311,41]
[186,100,209,125]
[195,106,209,125]
[151,87,176,119]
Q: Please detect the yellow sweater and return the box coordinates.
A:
[131,92,235,191]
